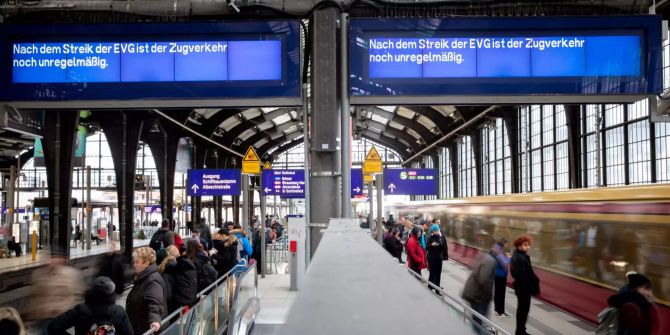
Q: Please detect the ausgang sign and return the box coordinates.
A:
[187,169,241,196]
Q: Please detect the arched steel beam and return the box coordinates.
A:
[239,120,301,150]
[218,108,295,145]
[357,119,422,153]
[359,129,412,160]
[406,106,452,134]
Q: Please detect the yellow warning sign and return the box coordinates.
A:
[263,161,272,170]
[363,146,383,174]
[363,173,373,183]
[242,147,261,175]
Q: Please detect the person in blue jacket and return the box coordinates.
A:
[230,223,252,262]
[493,237,511,318]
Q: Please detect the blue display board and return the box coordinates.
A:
[261,169,305,198]
[351,168,363,197]
[383,169,438,196]
[0,21,301,105]
[350,16,662,99]
[187,169,241,196]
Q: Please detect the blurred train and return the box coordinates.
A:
[386,184,670,327]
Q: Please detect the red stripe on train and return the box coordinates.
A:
[448,242,670,333]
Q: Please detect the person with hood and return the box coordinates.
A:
[426,224,449,293]
[510,235,540,335]
[126,247,166,335]
[383,226,403,263]
[212,228,240,276]
[199,218,213,251]
[149,219,174,252]
[97,241,127,295]
[462,244,499,335]
[406,226,426,274]
[0,306,25,335]
[158,245,197,313]
[185,239,217,292]
[493,238,511,318]
[607,273,660,335]
[48,276,133,335]
[230,223,253,261]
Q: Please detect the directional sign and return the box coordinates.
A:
[242,146,261,175]
[187,169,241,196]
[261,169,305,198]
[363,146,383,174]
[351,168,363,197]
[383,168,438,196]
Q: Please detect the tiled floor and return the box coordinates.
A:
[254,274,296,325]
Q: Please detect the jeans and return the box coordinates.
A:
[494,276,507,314]
[469,300,490,335]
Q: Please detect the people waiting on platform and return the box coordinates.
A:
[462,243,498,335]
[426,223,448,294]
[405,226,426,275]
[149,219,175,252]
[230,223,252,262]
[199,218,212,251]
[184,240,216,292]
[510,235,540,335]
[606,272,662,335]
[383,226,403,263]
[6,237,22,257]
[493,238,511,318]
[126,246,166,335]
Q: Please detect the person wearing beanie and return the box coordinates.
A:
[426,223,448,294]
[0,307,25,335]
[48,276,133,335]
[493,238,511,318]
[607,272,660,335]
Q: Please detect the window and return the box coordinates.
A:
[458,136,476,197]
[439,147,454,199]
[657,122,670,182]
[482,118,511,195]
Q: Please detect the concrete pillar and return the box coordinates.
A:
[42,110,80,258]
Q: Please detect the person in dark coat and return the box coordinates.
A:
[126,247,166,335]
[510,235,540,335]
[199,218,212,251]
[97,241,127,295]
[607,273,660,335]
[462,246,498,335]
[383,226,403,263]
[184,240,217,292]
[493,238,511,318]
[212,229,239,277]
[158,245,197,313]
[406,226,426,274]
[426,224,448,293]
[48,276,133,335]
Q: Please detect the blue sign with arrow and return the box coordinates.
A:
[187,169,241,196]
[261,169,305,198]
[351,168,363,197]
[383,168,438,196]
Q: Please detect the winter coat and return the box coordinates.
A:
[382,232,402,261]
[510,249,540,296]
[462,251,497,304]
[173,257,198,309]
[495,252,511,278]
[149,228,174,251]
[125,264,167,335]
[193,252,218,292]
[426,234,448,266]
[212,233,239,276]
[25,264,83,322]
[230,229,253,260]
[48,283,133,335]
[199,223,212,250]
[97,252,127,294]
[608,290,659,335]
[405,235,426,271]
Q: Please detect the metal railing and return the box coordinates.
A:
[406,268,511,335]
[140,262,258,335]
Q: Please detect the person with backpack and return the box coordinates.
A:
[462,244,498,335]
[149,220,174,252]
[212,228,239,277]
[126,247,166,335]
[184,240,217,292]
[230,223,252,262]
[426,224,448,293]
[601,273,660,335]
[510,235,540,335]
[493,238,511,318]
[48,276,133,335]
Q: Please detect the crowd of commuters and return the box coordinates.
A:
[2,216,285,335]
[380,215,662,335]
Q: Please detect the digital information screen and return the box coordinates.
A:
[350,16,662,100]
[0,21,301,105]
[12,40,281,83]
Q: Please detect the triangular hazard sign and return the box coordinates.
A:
[263,161,272,169]
[365,147,382,161]
[243,147,260,162]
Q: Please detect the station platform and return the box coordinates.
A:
[0,238,150,273]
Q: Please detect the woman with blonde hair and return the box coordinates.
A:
[125,247,166,335]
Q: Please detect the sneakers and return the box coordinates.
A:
[495,312,511,318]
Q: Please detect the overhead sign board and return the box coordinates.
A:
[363,147,383,174]
[0,20,301,108]
[261,169,305,198]
[187,169,241,196]
[351,168,363,197]
[242,147,261,175]
[383,168,438,196]
[349,16,662,104]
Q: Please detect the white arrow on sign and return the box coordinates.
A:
[264,187,272,193]
[388,183,396,193]
[353,186,361,193]
[191,184,200,194]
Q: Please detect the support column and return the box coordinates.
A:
[309,10,342,257]
[564,105,583,189]
[448,141,459,198]
[190,142,204,228]
[100,112,143,259]
[43,110,79,258]
[470,130,484,196]
[504,115,520,193]
[144,121,179,224]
